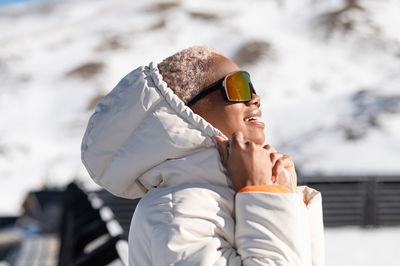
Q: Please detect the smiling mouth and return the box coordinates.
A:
[245,116,261,122]
[243,108,265,128]
[244,116,265,128]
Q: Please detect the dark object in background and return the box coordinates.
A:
[20,190,64,233]
[0,216,19,260]
[299,175,400,227]
[0,189,64,264]
[58,183,135,266]
[0,217,18,228]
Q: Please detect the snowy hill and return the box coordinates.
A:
[1,0,400,215]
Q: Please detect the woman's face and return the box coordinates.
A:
[191,55,265,145]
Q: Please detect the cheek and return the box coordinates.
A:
[221,106,245,131]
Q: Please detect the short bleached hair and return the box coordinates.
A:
[158,46,220,104]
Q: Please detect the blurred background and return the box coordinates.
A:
[0,0,399,265]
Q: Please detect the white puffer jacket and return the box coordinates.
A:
[81,62,324,266]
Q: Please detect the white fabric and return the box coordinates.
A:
[81,62,325,266]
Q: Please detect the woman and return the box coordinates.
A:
[81,46,324,265]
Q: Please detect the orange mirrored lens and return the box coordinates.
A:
[225,71,252,101]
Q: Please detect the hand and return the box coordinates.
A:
[264,145,297,192]
[214,132,273,191]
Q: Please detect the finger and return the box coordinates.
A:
[277,169,290,187]
[213,135,226,144]
[247,140,256,151]
[280,155,297,190]
[281,155,294,168]
[263,144,277,153]
[269,152,283,166]
[274,156,296,183]
[213,136,228,151]
[231,132,245,150]
[271,153,293,168]
[213,136,229,167]
[277,155,297,189]
[273,156,293,176]
[272,159,284,183]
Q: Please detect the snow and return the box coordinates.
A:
[325,226,400,266]
[0,1,399,263]
[0,0,399,211]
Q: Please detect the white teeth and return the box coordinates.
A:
[246,117,259,121]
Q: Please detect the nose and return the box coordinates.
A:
[246,93,261,108]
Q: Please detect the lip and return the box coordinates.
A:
[244,108,265,128]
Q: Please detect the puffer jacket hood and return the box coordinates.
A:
[81,62,226,199]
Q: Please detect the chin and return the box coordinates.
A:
[250,129,265,145]
[247,134,265,146]
[255,138,265,146]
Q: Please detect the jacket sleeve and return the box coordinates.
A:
[149,187,324,266]
[235,187,324,265]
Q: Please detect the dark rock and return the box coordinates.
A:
[352,89,400,115]
[315,0,379,37]
[145,1,180,12]
[66,62,104,79]
[343,89,400,141]
[233,40,273,67]
[149,18,167,30]
[189,11,220,21]
[97,36,128,51]
[344,126,367,141]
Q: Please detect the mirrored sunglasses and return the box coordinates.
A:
[187,71,256,107]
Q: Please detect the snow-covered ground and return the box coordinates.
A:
[325,226,400,266]
[1,0,400,264]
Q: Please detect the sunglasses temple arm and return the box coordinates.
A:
[187,83,222,107]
